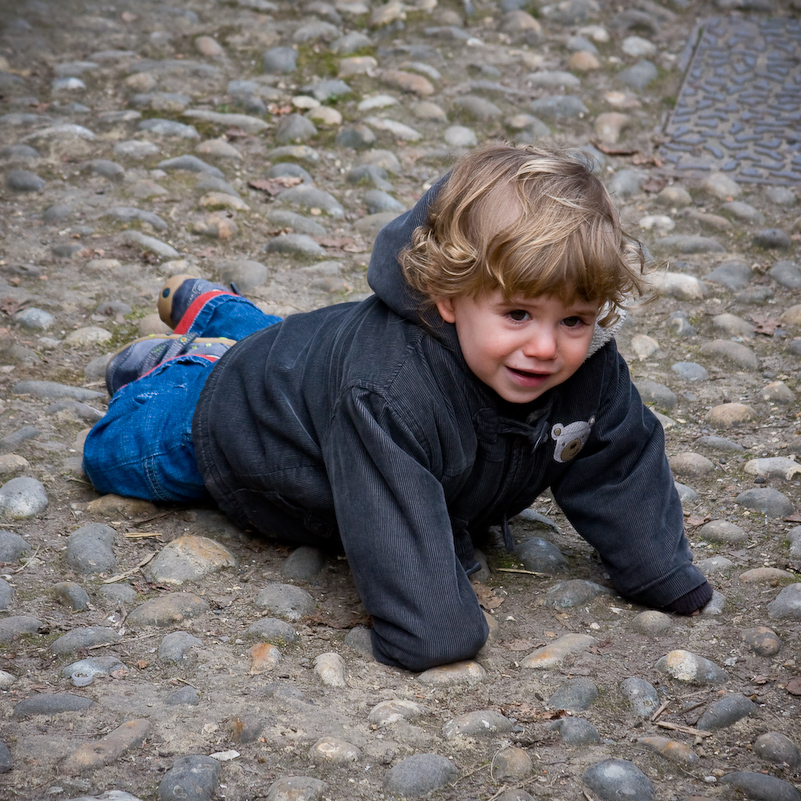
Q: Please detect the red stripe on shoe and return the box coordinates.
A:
[174,290,229,334]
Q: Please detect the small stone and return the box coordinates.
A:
[696,555,735,575]
[521,633,596,669]
[698,520,747,544]
[620,677,659,718]
[670,452,713,477]
[159,631,203,663]
[540,579,610,608]
[6,168,45,192]
[492,747,532,779]
[753,732,801,768]
[444,126,477,148]
[706,260,753,291]
[0,530,30,562]
[266,776,327,801]
[314,652,346,687]
[515,537,568,574]
[412,101,447,122]
[309,737,360,763]
[551,717,601,744]
[139,119,200,139]
[630,334,660,360]
[246,617,298,644]
[126,593,210,627]
[646,272,705,300]
[195,35,224,58]
[158,755,220,801]
[53,581,91,611]
[0,616,44,643]
[736,487,795,518]
[548,677,598,711]
[723,201,765,225]
[166,685,200,706]
[720,772,801,801]
[754,228,793,250]
[713,313,755,339]
[741,627,781,657]
[667,364,704,387]
[380,69,434,96]
[631,610,672,637]
[594,112,629,144]
[657,185,692,207]
[0,476,48,521]
[584,759,654,801]
[67,523,117,574]
[50,627,121,654]
[336,124,376,149]
[636,379,676,410]
[768,583,801,620]
[618,59,658,89]
[745,457,801,480]
[263,47,298,74]
[701,589,727,616]
[655,650,728,684]
[675,482,698,505]
[63,719,151,774]
[706,403,757,428]
[443,709,514,739]
[250,642,282,674]
[770,261,801,289]
[417,660,486,686]
[368,699,427,727]
[760,381,795,407]
[697,694,757,731]
[637,736,698,765]
[255,583,315,621]
[384,754,459,796]
[703,172,742,200]
[529,95,588,119]
[700,339,759,370]
[14,693,94,718]
[569,51,601,70]
[622,35,656,57]
[148,535,237,586]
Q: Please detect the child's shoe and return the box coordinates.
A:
[157,274,239,330]
[106,333,235,396]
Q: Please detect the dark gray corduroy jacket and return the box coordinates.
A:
[193,184,708,672]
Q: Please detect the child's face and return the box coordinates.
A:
[435,290,600,404]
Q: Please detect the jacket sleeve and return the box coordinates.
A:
[550,348,708,609]
[322,385,488,672]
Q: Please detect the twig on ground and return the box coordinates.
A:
[102,551,156,583]
[655,721,713,738]
[496,568,550,577]
[651,700,671,721]
[11,545,41,574]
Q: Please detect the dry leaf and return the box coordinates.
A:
[685,516,707,528]
[786,676,801,695]
[751,313,779,336]
[0,298,23,317]
[504,639,537,652]
[473,582,505,611]
[641,176,667,193]
[502,702,564,722]
[248,177,302,195]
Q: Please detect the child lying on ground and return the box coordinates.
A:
[84,143,712,671]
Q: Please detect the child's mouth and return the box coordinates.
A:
[506,366,551,385]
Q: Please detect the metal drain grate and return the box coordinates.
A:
[661,16,801,185]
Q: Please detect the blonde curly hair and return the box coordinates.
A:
[400,142,646,326]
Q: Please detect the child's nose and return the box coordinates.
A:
[522,327,557,360]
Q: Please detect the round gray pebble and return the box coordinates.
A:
[584,758,654,801]
[384,753,459,796]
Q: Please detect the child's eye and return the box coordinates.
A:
[507,309,529,322]
[562,316,584,328]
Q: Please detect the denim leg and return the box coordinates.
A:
[83,356,214,502]
[176,293,281,340]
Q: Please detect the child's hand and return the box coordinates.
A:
[665,581,713,615]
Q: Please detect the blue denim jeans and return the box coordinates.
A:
[83,294,281,502]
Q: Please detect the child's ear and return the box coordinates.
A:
[435,297,456,323]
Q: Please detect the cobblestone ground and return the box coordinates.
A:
[2,1,801,800]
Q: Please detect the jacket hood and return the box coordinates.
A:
[367,176,446,326]
[366,172,620,360]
